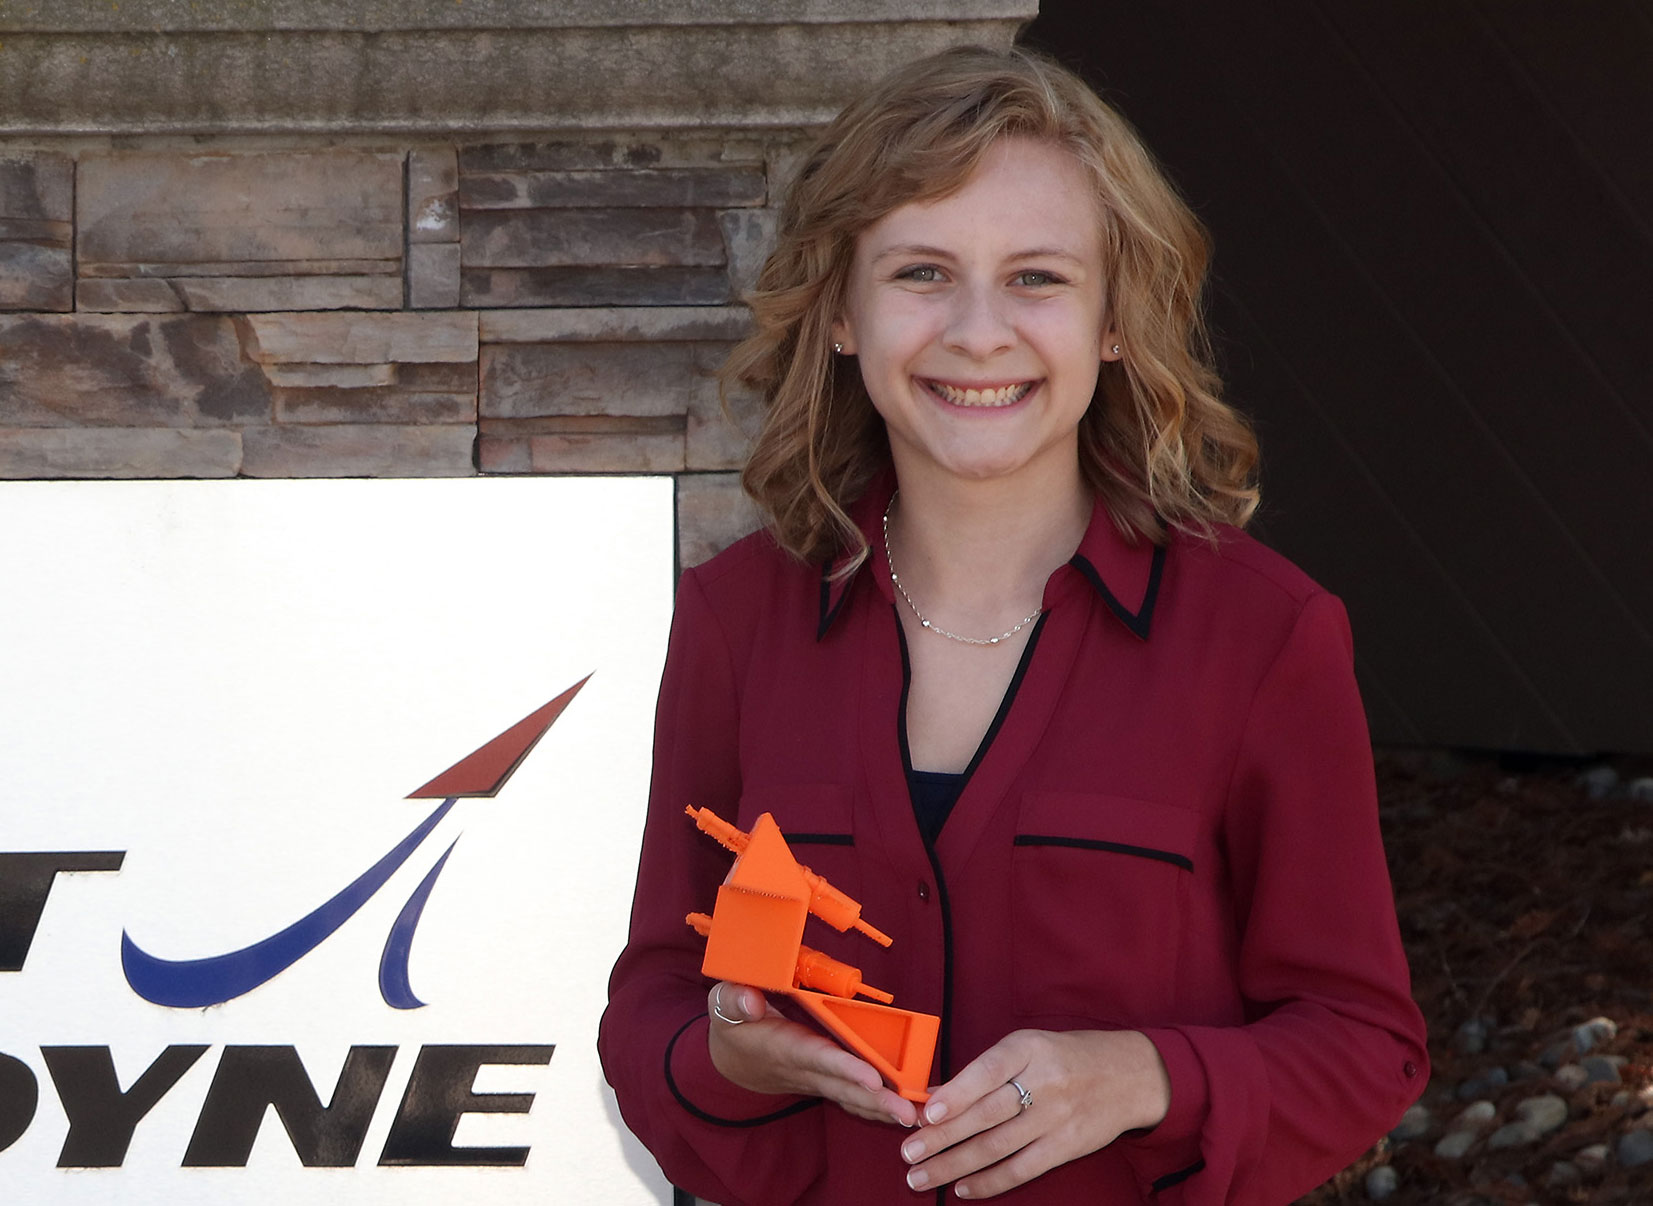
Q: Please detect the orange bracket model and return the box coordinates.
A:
[684,804,940,1103]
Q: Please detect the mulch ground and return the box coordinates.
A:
[1301,752,1653,1205]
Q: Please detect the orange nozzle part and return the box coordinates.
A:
[685,807,939,1103]
[794,946,895,1003]
[685,804,749,854]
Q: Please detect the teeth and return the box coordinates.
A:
[929,381,1033,407]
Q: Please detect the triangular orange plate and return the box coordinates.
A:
[789,990,938,1103]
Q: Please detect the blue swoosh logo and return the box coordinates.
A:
[120,681,587,1011]
[122,799,455,1008]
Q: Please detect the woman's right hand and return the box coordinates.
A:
[706,981,921,1127]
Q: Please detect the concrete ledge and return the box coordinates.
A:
[0,19,1032,135]
[0,1,1037,32]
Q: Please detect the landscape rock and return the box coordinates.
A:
[1617,1127,1653,1167]
[1573,1016,1618,1053]
[1485,1121,1538,1151]
[1433,1130,1478,1159]
[1574,1143,1610,1173]
[1514,1094,1568,1136]
[1389,1104,1432,1142]
[1364,1165,1398,1201]
[1454,1101,1496,1131]
[1577,764,1618,799]
[1580,1055,1621,1085]
[1454,1018,1490,1055]
[1553,1063,1589,1091]
[1544,1161,1581,1189]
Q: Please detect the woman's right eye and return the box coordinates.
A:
[895,265,943,283]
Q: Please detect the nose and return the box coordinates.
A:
[942,283,1015,361]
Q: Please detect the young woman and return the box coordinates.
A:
[600,46,1427,1205]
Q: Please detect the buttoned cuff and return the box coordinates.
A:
[1127,1026,1210,1147]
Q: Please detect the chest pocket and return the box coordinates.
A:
[1011,791,1197,1026]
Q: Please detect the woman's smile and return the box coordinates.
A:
[919,378,1040,408]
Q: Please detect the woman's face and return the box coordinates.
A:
[833,137,1119,490]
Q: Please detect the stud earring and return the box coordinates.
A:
[1112,344,1122,356]
[833,343,844,354]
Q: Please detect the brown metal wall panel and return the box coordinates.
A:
[1025,0,1653,753]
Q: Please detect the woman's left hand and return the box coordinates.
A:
[898,1029,1171,1198]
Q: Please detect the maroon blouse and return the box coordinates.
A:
[600,479,1427,1205]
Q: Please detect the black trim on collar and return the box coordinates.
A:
[1068,543,1165,641]
[816,558,855,641]
[663,1014,820,1128]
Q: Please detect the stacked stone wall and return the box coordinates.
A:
[0,136,790,564]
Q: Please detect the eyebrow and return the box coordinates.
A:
[871,243,1087,266]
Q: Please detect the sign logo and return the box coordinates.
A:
[118,677,588,1011]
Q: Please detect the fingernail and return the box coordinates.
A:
[955,1184,973,1199]
[924,1102,947,1124]
[907,1169,929,1190]
[901,1139,925,1163]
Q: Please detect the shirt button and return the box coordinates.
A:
[1403,1061,1419,1079]
[916,881,930,901]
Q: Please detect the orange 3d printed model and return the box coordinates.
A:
[684,805,940,1103]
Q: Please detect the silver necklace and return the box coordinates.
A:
[882,494,1043,647]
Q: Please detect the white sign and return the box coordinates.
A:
[0,478,675,1204]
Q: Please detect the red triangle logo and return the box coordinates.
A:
[406,675,590,799]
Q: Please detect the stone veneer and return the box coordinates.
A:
[0,2,1035,568]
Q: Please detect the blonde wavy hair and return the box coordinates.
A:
[723,45,1259,567]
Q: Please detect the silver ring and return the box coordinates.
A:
[711,984,745,1026]
[1009,1078,1032,1113]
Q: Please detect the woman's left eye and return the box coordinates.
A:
[1014,270,1062,288]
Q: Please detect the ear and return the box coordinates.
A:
[830,315,855,356]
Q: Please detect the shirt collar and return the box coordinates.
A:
[817,475,1165,642]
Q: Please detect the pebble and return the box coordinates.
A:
[1553,1063,1589,1091]
[1515,1094,1569,1136]
[1539,1041,1573,1070]
[1629,776,1653,803]
[1575,1143,1610,1173]
[1581,1055,1622,1085]
[1618,1128,1653,1167]
[1455,1100,1497,1130]
[1487,1121,1539,1150]
[1611,1090,1633,1108]
[1545,1161,1582,1189]
[1455,1017,1491,1055]
[1434,1130,1479,1159]
[1510,1060,1546,1083]
[1364,1165,1398,1201]
[1389,1104,1432,1142]
[1573,1016,1618,1054]
[1457,1069,1508,1100]
[1578,764,1618,799]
